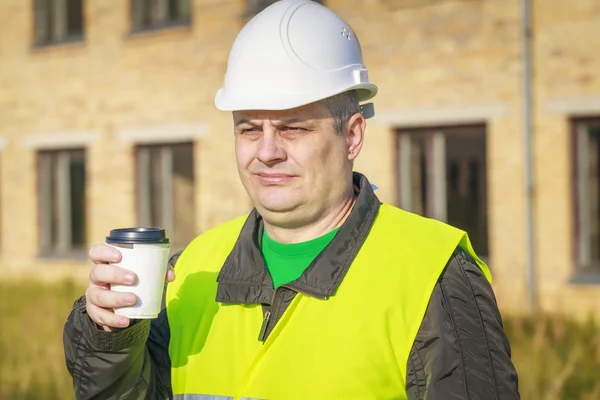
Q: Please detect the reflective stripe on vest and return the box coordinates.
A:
[174,396,232,400]
[173,395,262,400]
[166,203,490,399]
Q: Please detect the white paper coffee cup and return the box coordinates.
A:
[106,228,171,319]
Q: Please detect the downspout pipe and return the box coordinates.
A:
[521,0,536,312]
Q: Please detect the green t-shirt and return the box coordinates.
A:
[262,227,340,289]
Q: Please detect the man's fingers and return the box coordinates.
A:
[89,244,121,265]
[86,302,130,329]
[86,286,137,309]
[86,243,136,330]
[89,263,136,286]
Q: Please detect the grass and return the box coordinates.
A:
[1,280,599,400]
[0,279,81,400]
[505,314,600,400]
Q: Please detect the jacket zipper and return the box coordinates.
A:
[257,284,329,342]
[258,287,282,342]
[258,310,271,341]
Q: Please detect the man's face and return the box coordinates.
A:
[233,101,356,228]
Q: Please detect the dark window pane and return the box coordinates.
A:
[149,147,163,227]
[176,0,191,18]
[168,0,177,20]
[397,132,428,217]
[449,160,460,196]
[172,143,195,252]
[49,154,57,248]
[69,151,86,248]
[245,0,323,17]
[66,0,83,36]
[409,134,428,217]
[50,154,61,248]
[468,159,479,204]
[47,0,56,42]
[168,0,190,19]
[132,0,151,28]
[35,0,51,43]
[588,126,600,262]
[445,131,488,256]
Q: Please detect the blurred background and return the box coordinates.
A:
[0,0,599,398]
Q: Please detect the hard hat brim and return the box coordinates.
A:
[214,84,378,112]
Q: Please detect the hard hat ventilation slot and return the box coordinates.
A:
[341,27,352,40]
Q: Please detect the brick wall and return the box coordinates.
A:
[0,0,599,317]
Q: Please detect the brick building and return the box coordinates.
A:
[0,0,599,317]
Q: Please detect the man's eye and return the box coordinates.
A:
[241,128,260,134]
[282,127,307,132]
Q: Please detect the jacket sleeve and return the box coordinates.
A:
[405,248,521,400]
[63,253,181,400]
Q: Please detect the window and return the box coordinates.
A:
[34,0,84,46]
[38,149,87,255]
[573,117,600,272]
[397,125,489,257]
[243,0,323,17]
[381,0,482,11]
[131,0,191,32]
[136,143,196,252]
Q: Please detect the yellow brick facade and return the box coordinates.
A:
[0,0,599,317]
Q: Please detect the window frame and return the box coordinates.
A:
[37,148,88,258]
[395,123,489,259]
[33,0,85,48]
[571,116,600,282]
[134,142,196,252]
[242,0,324,18]
[130,0,192,34]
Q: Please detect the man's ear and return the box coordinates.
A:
[346,112,366,161]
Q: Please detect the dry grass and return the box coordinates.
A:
[0,279,81,400]
[504,314,600,400]
[1,280,599,400]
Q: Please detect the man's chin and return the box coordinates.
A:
[252,196,304,221]
[255,202,299,215]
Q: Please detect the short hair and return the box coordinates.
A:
[323,90,360,134]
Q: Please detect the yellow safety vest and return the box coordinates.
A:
[166,203,490,400]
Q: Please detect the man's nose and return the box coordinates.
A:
[257,131,287,166]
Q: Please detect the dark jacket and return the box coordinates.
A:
[63,173,520,399]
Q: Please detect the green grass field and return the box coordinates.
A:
[1,280,599,400]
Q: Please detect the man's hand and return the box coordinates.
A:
[85,244,176,332]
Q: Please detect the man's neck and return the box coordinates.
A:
[263,192,357,244]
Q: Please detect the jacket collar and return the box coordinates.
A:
[215,172,381,305]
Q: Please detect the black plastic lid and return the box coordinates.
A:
[106,228,169,244]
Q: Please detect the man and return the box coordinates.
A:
[64,0,520,399]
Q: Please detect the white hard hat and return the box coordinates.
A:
[214,0,377,115]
